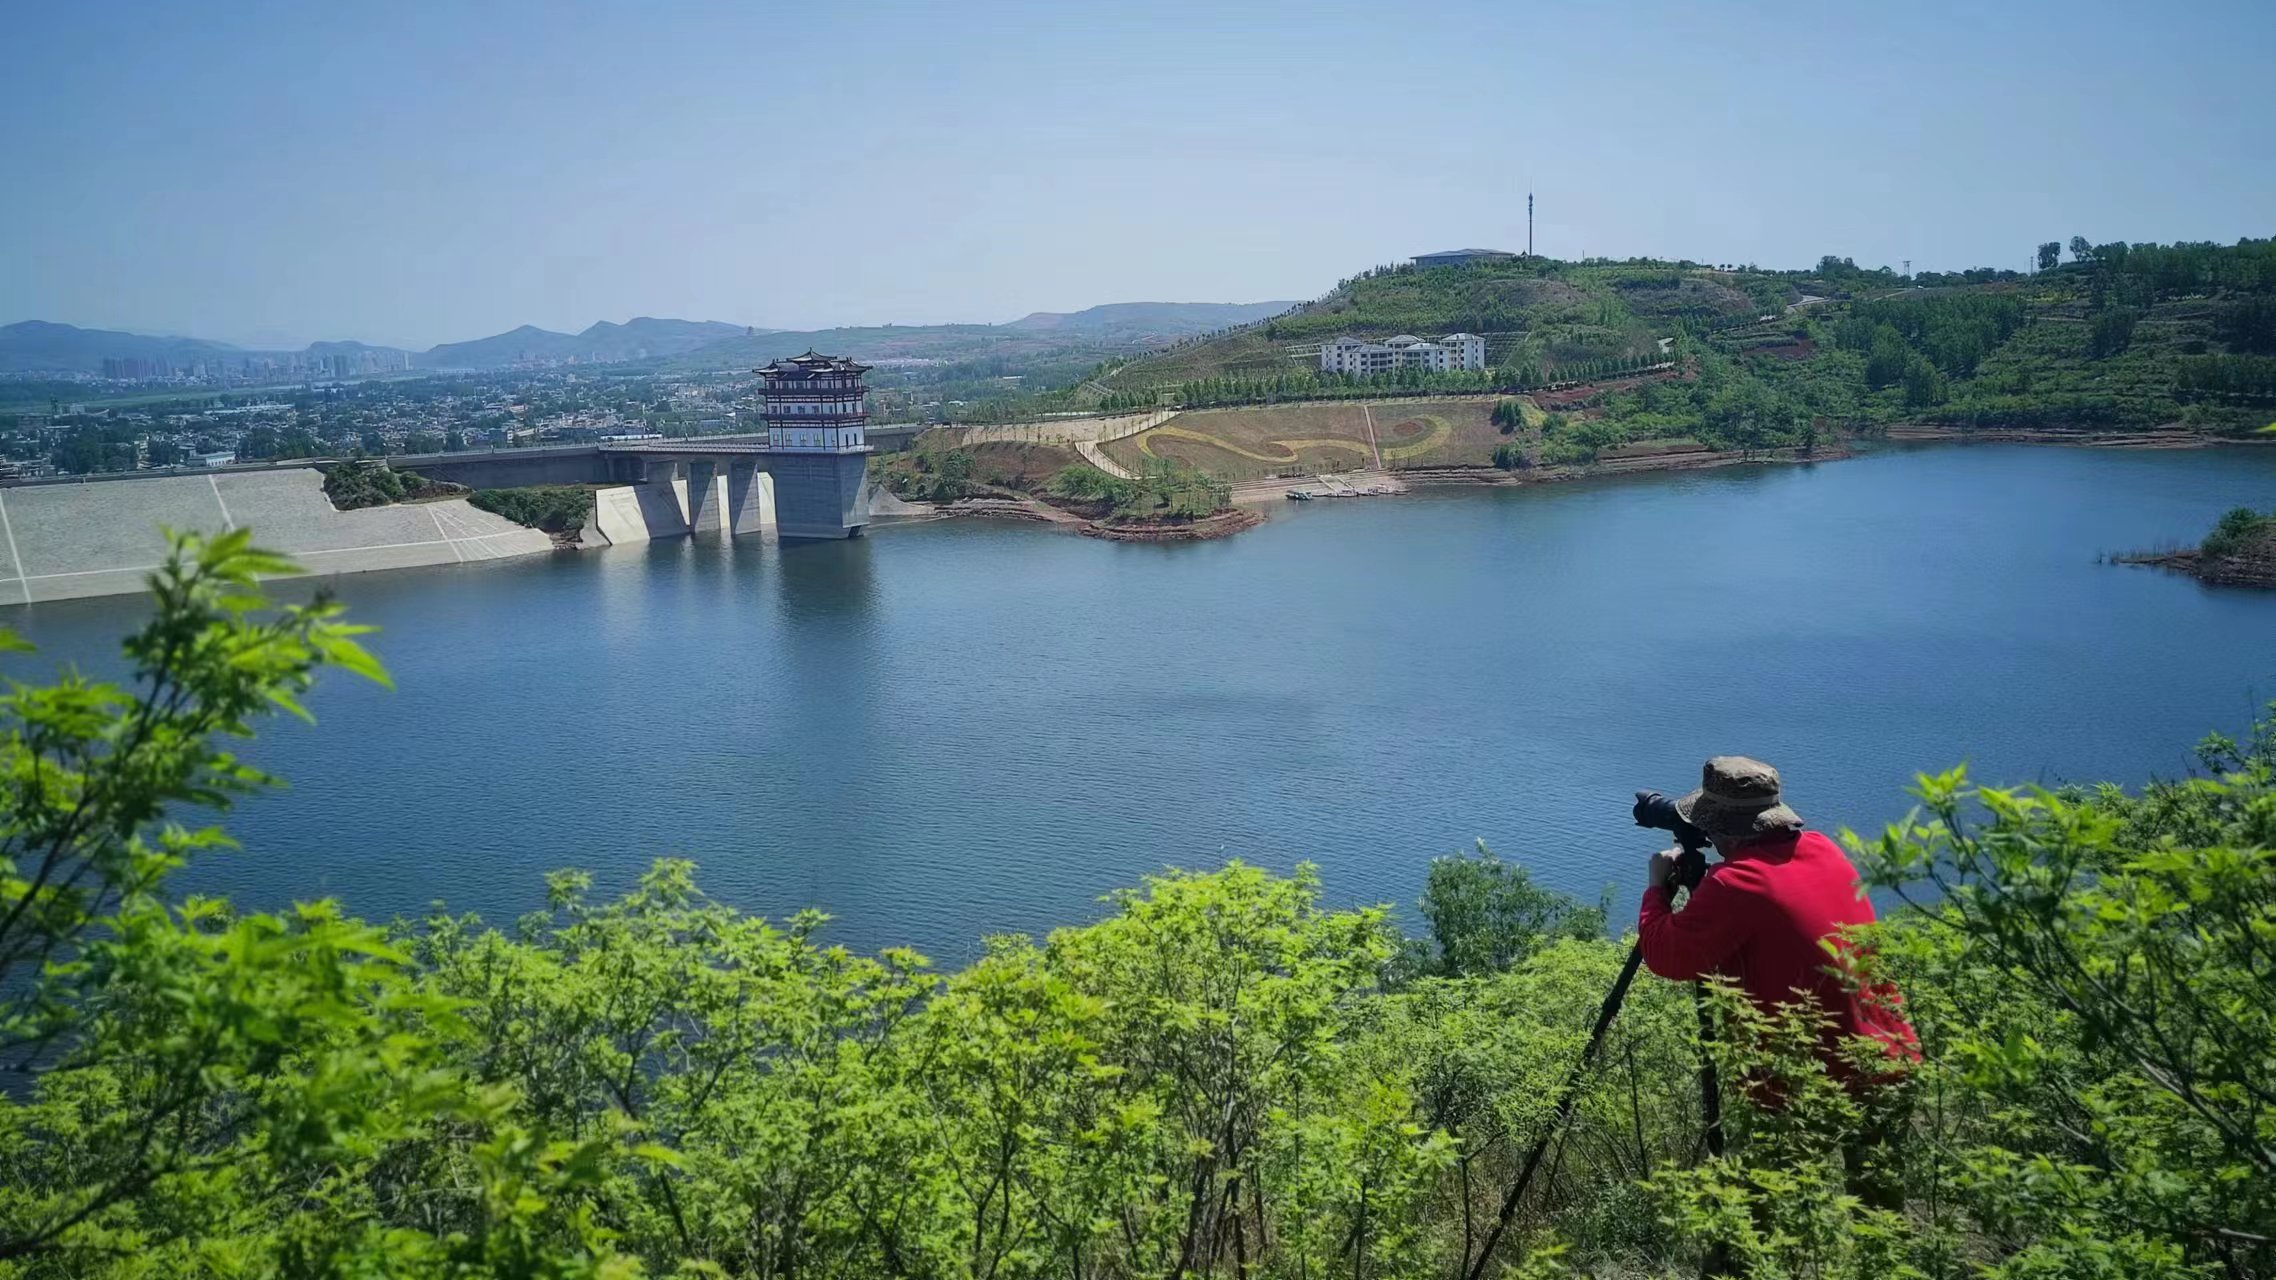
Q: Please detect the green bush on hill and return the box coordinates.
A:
[1044,460,1122,501]
[0,535,2272,1277]
[322,459,466,510]
[2203,505,2274,560]
[468,484,595,533]
[1048,458,1229,521]
[876,442,983,502]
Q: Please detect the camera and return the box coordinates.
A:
[1633,789,1712,890]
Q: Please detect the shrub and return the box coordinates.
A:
[322,460,466,509]
[1046,462,1129,503]
[468,485,595,533]
[879,445,982,502]
[2202,505,2272,560]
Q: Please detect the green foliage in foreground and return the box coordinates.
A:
[0,534,2269,1278]
[470,485,596,534]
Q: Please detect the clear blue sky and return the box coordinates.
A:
[4,0,2270,349]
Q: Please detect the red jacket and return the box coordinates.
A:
[1638,830,1918,1074]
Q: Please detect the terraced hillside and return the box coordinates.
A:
[1096,257,1785,398]
[1083,241,2276,446]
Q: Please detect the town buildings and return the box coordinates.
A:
[1318,333,1488,377]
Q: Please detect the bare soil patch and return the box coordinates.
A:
[968,441,1080,489]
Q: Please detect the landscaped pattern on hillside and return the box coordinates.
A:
[1104,400,1506,479]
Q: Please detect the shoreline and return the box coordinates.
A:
[1228,440,1854,506]
[1881,424,2272,450]
[909,425,2264,542]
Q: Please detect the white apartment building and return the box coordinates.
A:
[1318,333,1488,377]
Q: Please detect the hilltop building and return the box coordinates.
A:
[1319,333,1488,377]
[1413,248,1518,269]
[758,351,872,452]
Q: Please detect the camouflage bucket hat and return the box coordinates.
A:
[1673,756,1804,844]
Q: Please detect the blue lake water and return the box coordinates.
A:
[12,443,2275,958]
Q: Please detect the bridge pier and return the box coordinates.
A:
[727,460,775,536]
[766,452,870,540]
[638,459,691,533]
[604,446,866,542]
[686,460,727,534]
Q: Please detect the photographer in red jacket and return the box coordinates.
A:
[1637,756,1917,1209]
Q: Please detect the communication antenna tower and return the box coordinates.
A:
[1528,193,1534,257]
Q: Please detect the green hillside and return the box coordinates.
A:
[1076,241,2276,445]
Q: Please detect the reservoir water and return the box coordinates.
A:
[12,443,2276,957]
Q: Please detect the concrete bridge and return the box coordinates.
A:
[400,438,873,540]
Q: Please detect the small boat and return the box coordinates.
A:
[1286,488,1315,501]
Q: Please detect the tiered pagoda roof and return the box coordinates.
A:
[757,350,872,379]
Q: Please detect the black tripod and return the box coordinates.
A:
[1460,796,1725,1280]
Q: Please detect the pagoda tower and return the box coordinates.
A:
[759,351,872,453]
[753,351,874,538]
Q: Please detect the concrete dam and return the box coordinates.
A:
[0,441,897,607]
[0,351,896,605]
[401,438,874,543]
[0,468,557,605]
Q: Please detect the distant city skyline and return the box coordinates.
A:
[4,0,2270,350]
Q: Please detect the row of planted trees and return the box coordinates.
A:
[0,534,2269,1278]
[1088,352,1676,416]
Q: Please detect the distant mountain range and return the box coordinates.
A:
[668,301,1300,372]
[1000,300,1292,336]
[418,318,753,369]
[0,301,1297,377]
[0,316,762,376]
[0,320,261,375]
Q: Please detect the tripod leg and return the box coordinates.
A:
[1463,942,1647,1280]
[1695,982,1724,1159]
[1695,980,1740,1278]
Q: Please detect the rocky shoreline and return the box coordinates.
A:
[926,495,1267,543]
[1881,424,2272,450]
[1348,440,1850,498]
[1080,508,1264,542]
[2112,541,2276,589]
